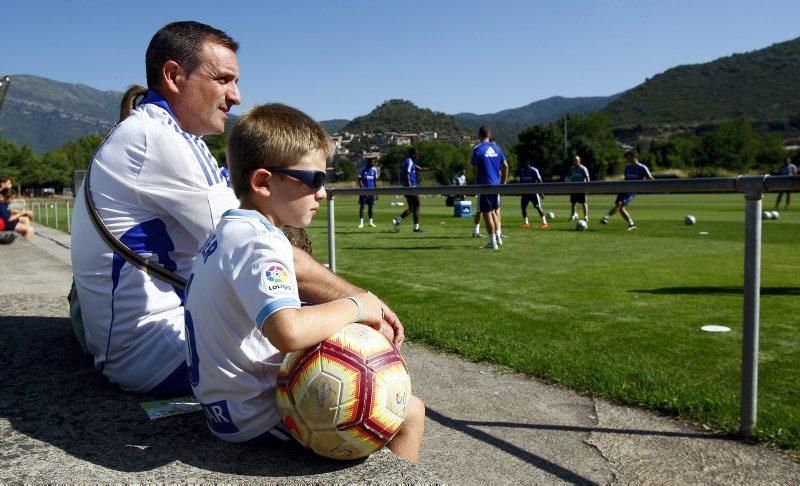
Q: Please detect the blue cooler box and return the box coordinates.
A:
[454,200,472,217]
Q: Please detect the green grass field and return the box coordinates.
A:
[306,192,800,451]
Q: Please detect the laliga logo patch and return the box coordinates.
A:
[265,264,288,283]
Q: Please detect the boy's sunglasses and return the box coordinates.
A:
[266,167,327,191]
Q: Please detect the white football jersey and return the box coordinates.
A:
[71,98,238,392]
[185,209,300,442]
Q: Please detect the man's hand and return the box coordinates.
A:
[378,303,404,349]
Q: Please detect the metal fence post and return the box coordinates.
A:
[740,188,763,437]
[67,201,71,233]
[327,195,336,272]
[45,202,49,226]
[55,202,59,230]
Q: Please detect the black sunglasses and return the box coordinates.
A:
[266,167,327,191]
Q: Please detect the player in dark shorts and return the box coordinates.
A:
[567,155,590,223]
[393,148,429,232]
[600,150,654,231]
[517,160,548,228]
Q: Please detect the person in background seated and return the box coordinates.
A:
[0,188,35,240]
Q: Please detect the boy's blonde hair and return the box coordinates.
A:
[228,103,333,198]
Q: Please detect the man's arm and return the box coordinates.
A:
[501,159,509,184]
[292,246,405,347]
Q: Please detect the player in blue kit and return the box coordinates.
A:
[358,160,379,228]
[393,147,429,232]
[600,150,654,231]
[184,103,425,460]
[517,160,548,229]
[471,126,508,249]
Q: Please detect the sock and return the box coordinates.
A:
[414,223,420,230]
[524,217,529,224]
[490,233,497,244]
[474,224,480,234]
[628,220,635,226]
[541,216,547,224]
[369,218,374,224]
[497,230,502,239]
[360,218,364,224]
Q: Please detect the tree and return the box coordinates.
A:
[513,124,562,179]
[563,112,623,179]
[697,118,760,173]
[333,159,357,182]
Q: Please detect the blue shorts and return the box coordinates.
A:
[148,362,192,396]
[521,194,541,208]
[2,219,17,232]
[615,193,635,206]
[359,195,375,206]
[479,194,501,212]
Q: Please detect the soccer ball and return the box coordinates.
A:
[576,220,588,231]
[546,211,555,220]
[772,211,780,220]
[684,215,696,225]
[762,211,773,220]
[276,324,411,460]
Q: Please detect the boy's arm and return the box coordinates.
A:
[292,247,405,347]
[264,291,384,353]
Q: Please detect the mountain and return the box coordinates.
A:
[0,75,120,153]
[455,95,618,144]
[603,37,800,129]
[342,99,470,138]
[320,119,349,134]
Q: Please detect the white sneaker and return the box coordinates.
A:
[484,240,499,250]
[392,218,401,232]
[569,214,578,221]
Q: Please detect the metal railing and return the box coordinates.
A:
[29,199,73,233]
[328,175,800,438]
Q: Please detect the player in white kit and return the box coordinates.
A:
[184,104,425,460]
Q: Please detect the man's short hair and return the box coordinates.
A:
[146,21,239,89]
[227,103,333,199]
[625,150,638,159]
[478,126,491,139]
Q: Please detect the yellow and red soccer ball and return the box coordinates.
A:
[276,324,411,460]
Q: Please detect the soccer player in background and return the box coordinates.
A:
[393,147,429,232]
[358,159,378,228]
[517,159,548,228]
[472,126,508,249]
[774,157,797,210]
[185,103,425,460]
[567,155,590,223]
[600,150,654,231]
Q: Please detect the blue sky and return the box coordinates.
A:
[2,0,798,120]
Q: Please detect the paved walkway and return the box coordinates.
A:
[1,224,798,483]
